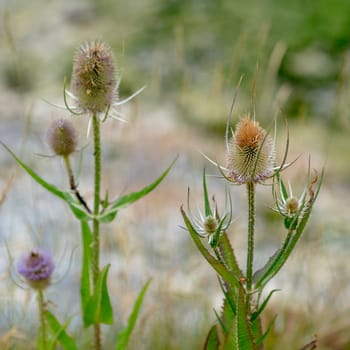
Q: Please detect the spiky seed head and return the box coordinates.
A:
[47,118,77,156]
[71,40,117,114]
[17,249,55,290]
[285,197,299,215]
[204,215,218,235]
[226,115,275,184]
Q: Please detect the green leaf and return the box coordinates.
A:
[116,279,151,350]
[1,142,92,221]
[99,157,177,223]
[255,315,277,346]
[209,215,228,248]
[217,277,236,328]
[213,307,227,335]
[250,317,263,349]
[37,326,44,350]
[233,286,257,350]
[85,264,114,326]
[46,310,78,350]
[276,171,288,200]
[250,289,280,322]
[217,232,242,280]
[1,142,66,200]
[80,221,92,327]
[181,207,240,289]
[204,325,220,350]
[202,169,212,217]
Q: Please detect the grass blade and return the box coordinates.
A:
[116,279,151,350]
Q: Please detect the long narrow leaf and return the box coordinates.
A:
[116,279,151,350]
[85,264,114,326]
[80,221,92,327]
[2,142,92,221]
[45,311,78,350]
[233,286,256,350]
[99,157,177,223]
[181,207,240,289]
[250,289,280,322]
[1,142,66,200]
[250,317,264,349]
[255,315,277,346]
[202,169,212,217]
[217,232,242,280]
[204,325,220,350]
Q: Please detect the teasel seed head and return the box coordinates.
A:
[204,215,218,235]
[17,249,55,290]
[71,40,117,114]
[47,118,77,156]
[226,115,275,184]
[285,197,299,215]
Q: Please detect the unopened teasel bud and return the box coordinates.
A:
[71,40,117,114]
[47,118,77,156]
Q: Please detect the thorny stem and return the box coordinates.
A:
[38,290,47,350]
[63,155,91,213]
[246,181,256,308]
[92,114,102,350]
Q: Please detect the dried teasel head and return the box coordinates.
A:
[71,40,117,114]
[226,115,275,184]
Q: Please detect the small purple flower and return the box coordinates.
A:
[17,249,55,290]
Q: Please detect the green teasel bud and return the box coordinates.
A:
[204,215,218,235]
[47,118,77,156]
[71,40,117,114]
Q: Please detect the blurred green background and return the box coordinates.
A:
[1,0,350,349]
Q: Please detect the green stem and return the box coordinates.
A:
[38,290,47,350]
[246,181,256,294]
[92,114,102,350]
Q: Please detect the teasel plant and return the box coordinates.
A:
[2,40,176,350]
[181,105,323,349]
[12,248,78,350]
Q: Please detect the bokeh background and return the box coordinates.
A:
[0,0,350,349]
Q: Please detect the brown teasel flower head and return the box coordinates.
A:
[47,118,77,157]
[71,40,117,114]
[226,115,275,184]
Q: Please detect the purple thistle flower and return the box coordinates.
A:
[17,249,55,290]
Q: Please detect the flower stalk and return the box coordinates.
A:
[92,113,102,350]
[38,290,48,350]
[246,180,256,293]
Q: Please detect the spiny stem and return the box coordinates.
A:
[92,114,102,350]
[38,290,47,350]
[246,181,256,296]
[63,155,91,213]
